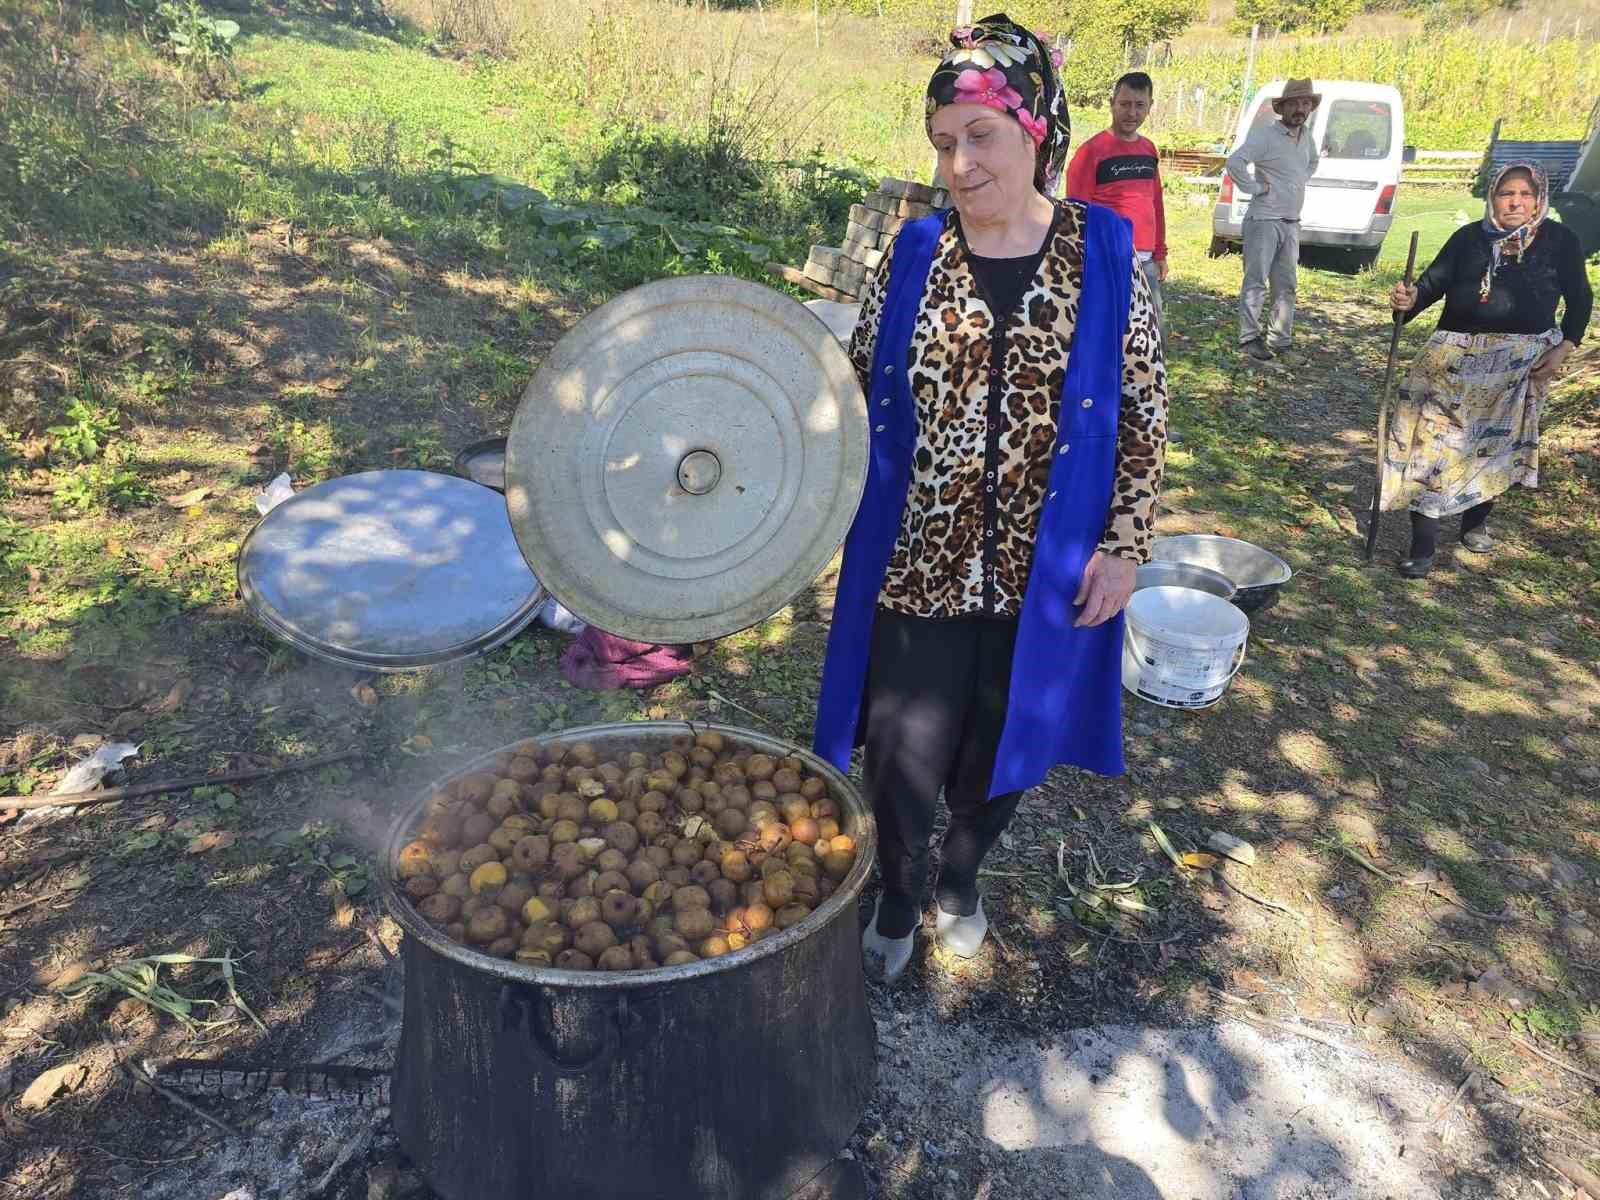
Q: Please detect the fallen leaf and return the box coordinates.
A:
[1207,832,1257,867]
[19,1062,87,1111]
[164,486,212,509]
[144,678,192,716]
[1181,851,1221,869]
[350,683,379,707]
[316,375,350,392]
[186,831,237,855]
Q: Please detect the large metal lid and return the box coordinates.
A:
[238,470,547,671]
[505,276,867,644]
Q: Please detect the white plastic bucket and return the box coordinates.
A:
[1121,586,1249,709]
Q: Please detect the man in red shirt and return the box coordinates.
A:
[1066,71,1167,333]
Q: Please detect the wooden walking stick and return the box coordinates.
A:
[1363,230,1421,562]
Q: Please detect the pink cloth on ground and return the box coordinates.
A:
[558,628,694,691]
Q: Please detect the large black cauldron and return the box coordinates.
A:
[382,722,877,1200]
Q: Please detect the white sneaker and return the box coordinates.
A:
[861,897,915,983]
[934,898,988,958]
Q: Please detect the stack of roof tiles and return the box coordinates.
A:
[768,177,949,303]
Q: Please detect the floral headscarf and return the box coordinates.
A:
[925,14,1070,196]
[1480,162,1549,303]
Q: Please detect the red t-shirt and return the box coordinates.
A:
[1065,130,1167,262]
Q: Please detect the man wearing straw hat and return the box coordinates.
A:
[1225,78,1321,362]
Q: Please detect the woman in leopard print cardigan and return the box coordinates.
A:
[813,14,1168,982]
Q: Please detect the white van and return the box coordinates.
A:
[1210,79,1414,270]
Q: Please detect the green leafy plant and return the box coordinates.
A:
[51,462,154,512]
[125,0,240,95]
[1510,1005,1579,1040]
[65,951,266,1032]
[47,396,120,463]
[270,822,370,895]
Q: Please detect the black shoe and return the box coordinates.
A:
[1461,528,1494,553]
[1242,339,1274,361]
[1397,554,1435,579]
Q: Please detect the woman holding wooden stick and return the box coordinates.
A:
[1385,163,1591,578]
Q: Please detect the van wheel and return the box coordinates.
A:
[1206,236,1231,259]
[1348,247,1381,272]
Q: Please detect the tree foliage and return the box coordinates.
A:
[1230,0,1363,34]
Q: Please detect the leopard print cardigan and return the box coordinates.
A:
[846,200,1168,619]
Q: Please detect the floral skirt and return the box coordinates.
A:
[1380,328,1562,519]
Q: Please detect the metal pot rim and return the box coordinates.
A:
[1133,560,1238,599]
[382,720,876,990]
[1150,533,1293,588]
[452,437,508,492]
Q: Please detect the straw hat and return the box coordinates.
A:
[1271,78,1322,111]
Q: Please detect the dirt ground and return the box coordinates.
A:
[3,219,1599,1199]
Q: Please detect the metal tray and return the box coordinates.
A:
[237,469,546,671]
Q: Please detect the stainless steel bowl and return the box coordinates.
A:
[1150,534,1291,614]
[1135,560,1237,601]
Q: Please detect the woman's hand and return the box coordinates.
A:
[1390,282,1417,312]
[1073,552,1137,627]
[1529,340,1576,386]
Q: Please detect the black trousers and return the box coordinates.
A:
[862,608,1023,939]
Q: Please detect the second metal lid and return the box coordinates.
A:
[505,276,867,644]
[238,469,546,671]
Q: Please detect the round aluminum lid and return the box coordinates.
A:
[238,470,546,671]
[505,276,868,644]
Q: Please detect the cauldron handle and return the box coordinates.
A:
[496,984,630,1077]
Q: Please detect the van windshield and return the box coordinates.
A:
[1323,100,1392,159]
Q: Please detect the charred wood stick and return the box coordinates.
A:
[153,1058,390,1106]
[121,1060,242,1138]
[0,750,361,811]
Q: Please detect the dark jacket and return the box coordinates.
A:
[1405,220,1592,345]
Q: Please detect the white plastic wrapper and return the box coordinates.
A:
[254,472,295,515]
[536,596,585,635]
[54,741,140,794]
[20,742,140,825]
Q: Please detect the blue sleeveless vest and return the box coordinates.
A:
[813,202,1133,797]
